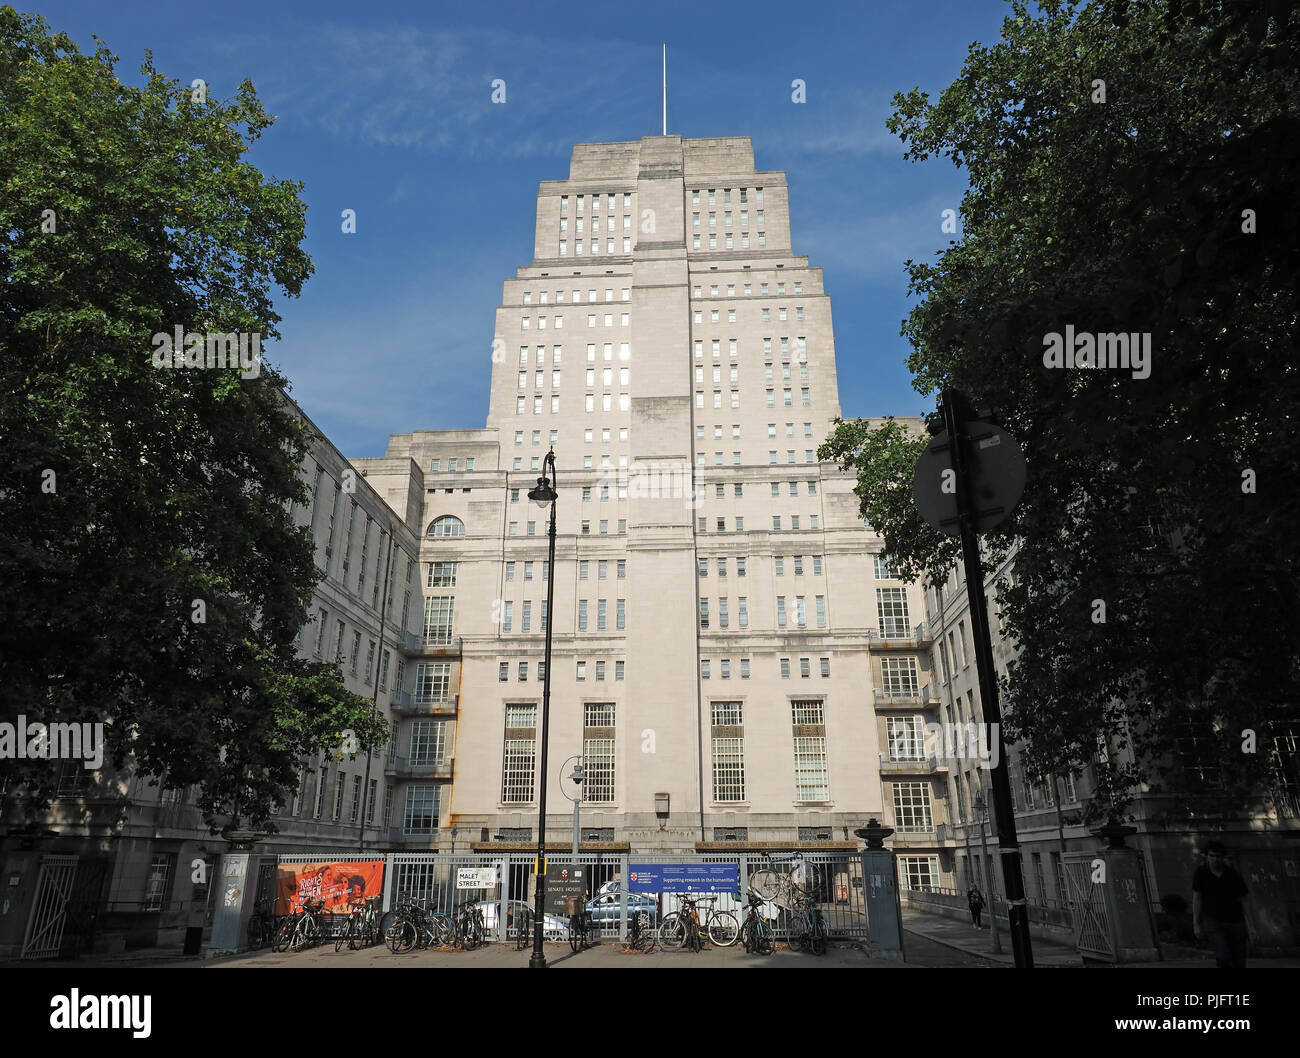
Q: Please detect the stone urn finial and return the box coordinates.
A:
[854,818,894,850]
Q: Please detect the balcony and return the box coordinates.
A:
[390,693,459,718]
[384,756,454,781]
[866,623,934,649]
[921,682,941,705]
[400,633,463,658]
[879,753,947,776]
[872,688,925,710]
[888,828,939,849]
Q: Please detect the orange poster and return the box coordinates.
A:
[275,861,385,916]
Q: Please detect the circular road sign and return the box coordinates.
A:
[913,422,1025,537]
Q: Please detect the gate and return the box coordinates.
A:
[1063,855,1114,960]
[20,855,78,960]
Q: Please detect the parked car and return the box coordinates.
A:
[476,898,568,941]
[586,880,659,924]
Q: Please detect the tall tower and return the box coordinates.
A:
[367,136,937,863]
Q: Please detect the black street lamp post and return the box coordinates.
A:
[527,450,559,969]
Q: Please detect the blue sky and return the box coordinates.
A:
[36,0,1015,456]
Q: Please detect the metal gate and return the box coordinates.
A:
[20,855,78,960]
[263,848,868,945]
[1063,855,1114,960]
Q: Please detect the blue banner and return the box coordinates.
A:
[626,863,740,893]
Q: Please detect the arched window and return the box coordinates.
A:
[427,515,465,538]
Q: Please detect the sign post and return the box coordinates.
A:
[912,388,1034,969]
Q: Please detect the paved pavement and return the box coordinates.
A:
[7,909,1297,969]
[900,907,1300,968]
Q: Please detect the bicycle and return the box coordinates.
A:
[336,899,379,952]
[749,851,806,909]
[789,893,829,955]
[453,900,485,950]
[625,909,656,953]
[739,890,774,955]
[659,893,738,949]
[288,898,331,952]
[246,897,277,951]
[568,908,594,953]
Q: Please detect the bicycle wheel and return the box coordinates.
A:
[750,870,782,902]
[811,916,828,955]
[386,917,415,954]
[707,910,739,947]
[272,918,294,953]
[316,910,333,947]
[515,908,533,950]
[464,914,483,952]
[657,912,685,950]
[378,909,402,941]
[568,916,582,953]
[290,916,314,952]
[431,913,453,947]
[335,917,351,952]
[247,916,265,951]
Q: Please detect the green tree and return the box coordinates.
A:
[0,7,385,833]
[822,0,1300,822]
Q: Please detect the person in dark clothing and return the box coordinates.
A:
[967,883,985,928]
[1192,841,1251,968]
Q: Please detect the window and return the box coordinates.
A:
[424,596,454,645]
[887,717,926,761]
[403,785,441,835]
[776,597,787,628]
[816,595,826,627]
[880,656,920,696]
[876,588,910,636]
[578,600,588,630]
[499,662,509,682]
[598,599,607,630]
[711,702,745,802]
[699,598,709,629]
[143,854,175,912]
[427,515,465,538]
[428,561,457,587]
[616,660,625,680]
[893,781,933,832]
[701,659,710,679]
[415,662,451,703]
[737,558,746,577]
[775,556,785,576]
[502,601,513,632]
[873,555,895,579]
[780,658,790,678]
[718,598,729,628]
[819,656,830,677]
[409,720,447,765]
[738,597,748,628]
[792,724,829,801]
[502,704,537,803]
[898,856,940,892]
[800,656,810,677]
[522,601,532,632]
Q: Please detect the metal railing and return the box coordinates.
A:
[866,622,933,646]
[383,756,454,780]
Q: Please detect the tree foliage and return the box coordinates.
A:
[824,0,1300,821]
[0,7,385,833]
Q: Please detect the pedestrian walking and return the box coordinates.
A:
[967,883,985,928]
[1192,841,1251,968]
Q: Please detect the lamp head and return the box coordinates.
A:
[528,475,557,509]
